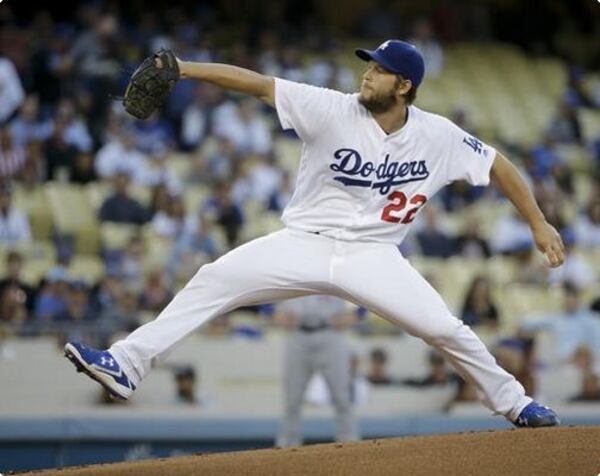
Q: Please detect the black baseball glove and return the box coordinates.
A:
[123,49,180,120]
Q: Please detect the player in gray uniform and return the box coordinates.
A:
[274,295,359,447]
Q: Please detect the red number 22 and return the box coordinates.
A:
[381,191,427,224]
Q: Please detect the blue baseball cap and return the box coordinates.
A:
[355,40,425,88]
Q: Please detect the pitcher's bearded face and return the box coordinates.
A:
[358,82,399,113]
[358,61,402,114]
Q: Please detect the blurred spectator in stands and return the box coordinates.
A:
[0,181,31,246]
[204,137,239,182]
[43,113,77,180]
[202,181,244,247]
[52,280,95,327]
[454,216,491,259]
[152,194,186,239]
[547,229,596,289]
[460,275,499,328]
[139,270,174,313]
[573,197,600,248]
[410,19,444,78]
[90,273,122,316]
[53,280,96,341]
[0,251,35,314]
[415,205,455,258]
[550,162,575,198]
[490,211,533,256]
[0,281,28,330]
[28,22,75,111]
[9,95,53,147]
[528,135,564,181]
[137,148,181,195]
[0,126,27,180]
[131,112,175,155]
[570,346,600,402]
[231,159,254,205]
[268,170,294,212]
[213,98,272,155]
[99,172,149,225]
[180,84,209,151]
[366,348,394,385]
[249,154,283,204]
[68,151,97,184]
[0,56,25,124]
[440,180,485,212]
[173,366,207,405]
[70,14,122,141]
[33,267,70,324]
[402,350,459,388]
[95,129,147,183]
[148,183,171,219]
[513,247,548,285]
[520,282,600,368]
[547,100,582,145]
[51,99,93,153]
[167,211,220,281]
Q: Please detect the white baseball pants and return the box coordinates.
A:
[110,228,531,420]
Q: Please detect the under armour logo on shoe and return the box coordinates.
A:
[100,356,115,367]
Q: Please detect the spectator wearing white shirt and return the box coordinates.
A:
[95,130,147,183]
[0,182,31,247]
[9,95,53,147]
[491,211,534,255]
[0,57,25,124]
[249,154,283,204]
[180,85,209,151]
[52,99,93,153]
[212,98,272,155]
[548,232,596,290]
[136,148,181,195]
[520,282,600,374]
[152,195,186,240]
[0,126,27,180]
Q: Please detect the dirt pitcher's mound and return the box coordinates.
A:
[21,426,599,476]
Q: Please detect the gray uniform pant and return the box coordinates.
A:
[277,329,359,447]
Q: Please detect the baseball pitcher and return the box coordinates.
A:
[65,41,564,428]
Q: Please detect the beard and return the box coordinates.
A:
[358,87,398,114]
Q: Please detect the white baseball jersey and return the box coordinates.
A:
[107,76,532,425]
[274,78,496,244]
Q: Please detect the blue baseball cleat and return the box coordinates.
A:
[64,342,136,400]
[513,401,560,428]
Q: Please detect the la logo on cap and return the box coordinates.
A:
[379,40,391,50]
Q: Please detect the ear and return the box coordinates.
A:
[396,79,413,99]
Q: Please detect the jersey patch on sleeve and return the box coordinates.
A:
[462,135,486,156]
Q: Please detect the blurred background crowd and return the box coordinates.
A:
[1,0,600,410]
